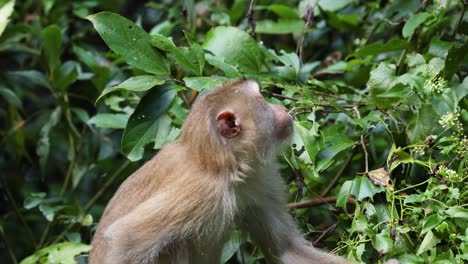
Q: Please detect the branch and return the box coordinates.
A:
[288,196,356,210]
[353,106,369,174]
[296,4,314,65]
[313,222,339,246]
[247,0,256,37]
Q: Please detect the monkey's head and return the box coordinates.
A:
[180,79,293,171]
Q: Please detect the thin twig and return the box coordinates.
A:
[267,92,299,101]
[296,4,314,65]
[321,148,357,197]
[382,18,406,27]
[313,222,339,246]
[309,90,363,103]
[289,196,356,210]
[187,90,199,106]
[247,0,256,37]
[353,106,369,174]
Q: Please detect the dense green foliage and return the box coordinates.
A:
[0,0,467,263]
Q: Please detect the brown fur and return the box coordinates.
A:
[89,80,366,264]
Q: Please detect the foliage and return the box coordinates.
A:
[0,0,466,263]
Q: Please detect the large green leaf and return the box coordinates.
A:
[122,85,178,161]
[96,75,167,102]
[203,26,264,73]
[20,242,91,264]
[87,12,169,75]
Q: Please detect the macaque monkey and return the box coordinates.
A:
[89,79,357,264]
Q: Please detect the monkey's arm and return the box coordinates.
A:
[103,192,203,264]
[244,205,352,264]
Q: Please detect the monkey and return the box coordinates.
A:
[88,79,384,264]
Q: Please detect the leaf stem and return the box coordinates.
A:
[353,106,369,174]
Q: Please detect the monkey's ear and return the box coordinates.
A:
[216,111,240,139]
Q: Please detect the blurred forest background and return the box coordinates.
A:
[0,0,467,263]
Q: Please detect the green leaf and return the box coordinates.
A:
[407,104,439,143]
[36,107,62,176]
[404,194,425,204]
[20,242,91,264]
[203,26,264,73]
[87,12,169,75]
[256,19,305,34]
[318,0,354,11]
[267,4,300,19]
[10,70,52,91]
[322,11,360,30]
[183,76,227,92]
[421,214,444,234]
[317,130,356,172]
[0,86,22,109]
[221,230,241,263]
[41,25,62,74]
[150,34,205,75]
[428,37,453,58]
[39,203,63,222]
[96,75,166,102]
[54,61,79,91]
[445,206,468,218]
[88,113,130,129]
[205,54,241,77]
[0,0,14,37]
[337,177,385,206]
[388,145,415,173]
[351,38,408,57]
[402,12,430,38]
[336,180,353,208]
[294,121,321,177]
[375,229,394,253]
[416,230,440,255]
[368,63,417,108]
[122,85,178,161]
[153,114,180,150]
[24,192,46,209]
[444,41,468,79]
